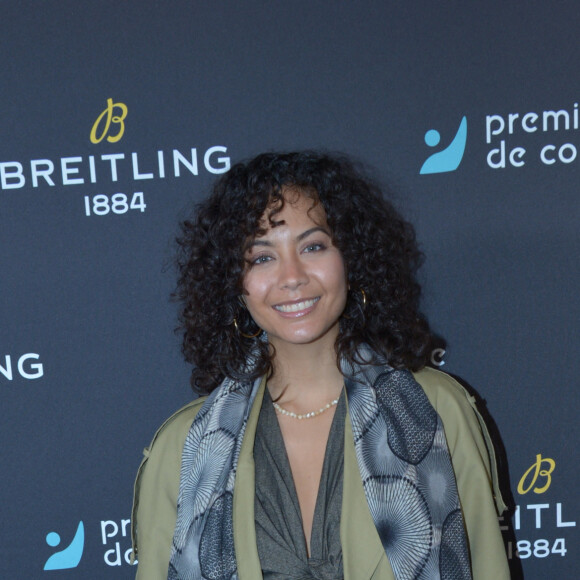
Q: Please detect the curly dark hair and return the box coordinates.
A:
[175,151,433,394]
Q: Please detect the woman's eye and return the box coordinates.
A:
[251,254,272,266]
[304,242,326,253]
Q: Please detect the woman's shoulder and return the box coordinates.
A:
[412,365,488,441]
[144,396,208,455]
[412,365,486,428]
[413,366,474,403]
[133,396,208,526]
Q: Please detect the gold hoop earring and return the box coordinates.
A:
[233,317,262,339]
[342,288,367,320]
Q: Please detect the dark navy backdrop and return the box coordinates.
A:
[1,2,578,578]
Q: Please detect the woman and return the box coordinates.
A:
[132,152,510,579]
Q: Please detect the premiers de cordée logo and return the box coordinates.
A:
[420,102,580,173]
[0,98,231,216]
[44,517,134,571]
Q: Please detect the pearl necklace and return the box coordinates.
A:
[272,397,340,420]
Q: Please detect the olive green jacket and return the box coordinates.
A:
[132,367,510,579]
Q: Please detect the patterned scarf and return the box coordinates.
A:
[168,346,472,580]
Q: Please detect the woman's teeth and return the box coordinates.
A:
[274,298,319,313]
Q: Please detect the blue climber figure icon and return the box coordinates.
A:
[44,521,85,571]
[420,116,467,174]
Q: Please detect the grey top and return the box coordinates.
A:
[254,388,345,580]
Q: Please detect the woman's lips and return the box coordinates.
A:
[273,297,320,316]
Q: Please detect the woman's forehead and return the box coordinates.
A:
[258,189,326,230]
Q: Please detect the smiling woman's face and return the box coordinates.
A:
[242,190,347,352]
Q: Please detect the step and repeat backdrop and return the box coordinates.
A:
[1,2,578,578]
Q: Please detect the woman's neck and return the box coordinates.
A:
[267,340,344,407]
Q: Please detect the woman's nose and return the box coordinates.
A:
[278,255,308,290]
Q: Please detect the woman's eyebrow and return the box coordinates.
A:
[246,239,272,249]
[296,226,330,241]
